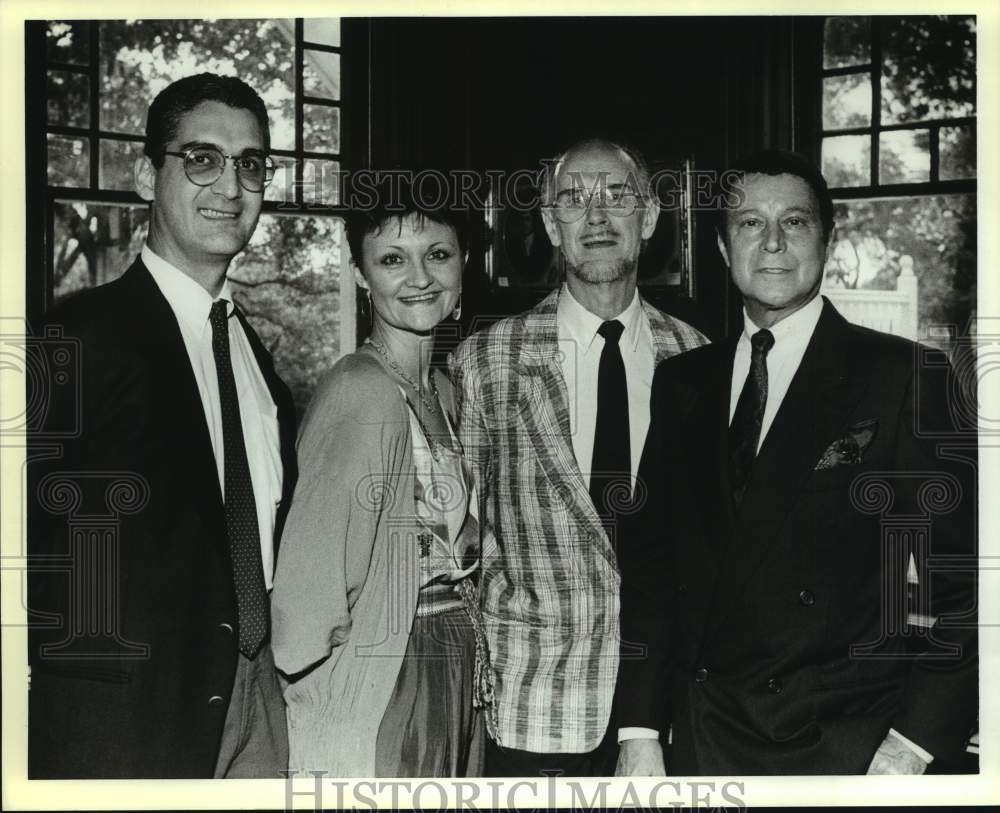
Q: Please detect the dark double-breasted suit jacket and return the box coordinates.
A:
[27,259,297,778]
[617,299,977,774]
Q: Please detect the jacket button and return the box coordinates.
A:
[798,590,815,606]
[694,667,709,683]
[208,695,225,707]
[219,622,234,635]
[767,678,783,694]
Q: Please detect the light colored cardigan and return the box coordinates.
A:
[270,352,423,777]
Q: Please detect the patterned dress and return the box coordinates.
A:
[271,354,494,778]
[373,385,487,776]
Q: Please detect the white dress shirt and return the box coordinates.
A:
[143,245,283,590]
[620,293,933,764]
[556,284,656,489]
[728,294,824,446]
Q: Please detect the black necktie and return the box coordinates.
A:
[729,328,775,511]
[210,300,267,658]
[589,320,630,525]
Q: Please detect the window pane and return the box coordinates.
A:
[940,125,976,180]
[231,215,349,413]
[266,157,298,204]
[98,19,295,150]
[881,16,975,125]
[47,135,89,187]
[823,195,975,349]
[823,16,871,69]
[47,21,90,65]
[303,50,340,101]
[48,70,89,127]
[52,202,148,303]
[51,204,351,415]
[823,73,871,130]
[879,130,930,184]
[100,139,145,191]
[303,18,340,47]
[822,135,870,187]
[302,104,340,153]
[302,159,341,205]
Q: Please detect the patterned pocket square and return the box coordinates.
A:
[815,419,878,470]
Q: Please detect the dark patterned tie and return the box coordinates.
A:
[589,320,630,526]
[729,328,775,511]
[209,300,267,658]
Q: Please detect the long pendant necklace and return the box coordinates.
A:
[366,338,441,415]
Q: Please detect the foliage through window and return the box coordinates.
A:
[818,16,976,350]
[43,18,350,414]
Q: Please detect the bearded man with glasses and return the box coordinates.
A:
[450,138,706,776]
[28,73,296,778]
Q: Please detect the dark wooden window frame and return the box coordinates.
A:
[25,18,371,326]
[813,14,976,200]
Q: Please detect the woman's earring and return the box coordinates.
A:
[451,293,462,321]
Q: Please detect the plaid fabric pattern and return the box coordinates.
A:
[450,289,707,752]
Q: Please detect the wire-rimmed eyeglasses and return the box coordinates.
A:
[162,145,276,193]
[543,186,644,224]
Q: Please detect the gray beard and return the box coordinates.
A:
[564,255,637,285]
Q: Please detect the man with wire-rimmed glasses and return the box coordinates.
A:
[450,138,706,776]
[28,73,296,778]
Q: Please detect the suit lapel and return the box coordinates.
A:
[520,292,699,568]
[706,302,869,636]
[644,300,675,365]
[714,337,743,532]
[120,260,226,533]
[687,342,737,647]
[643,298,690,365]
[516,291,613,562]
[677,337,741,540]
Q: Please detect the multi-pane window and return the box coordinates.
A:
[40,18,352,412]
[819,16,975,350]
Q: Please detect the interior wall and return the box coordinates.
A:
[367,16,803,340]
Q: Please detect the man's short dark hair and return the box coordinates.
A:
[718,149,835,242]
[345,171,470,267]
[144,73,270,168]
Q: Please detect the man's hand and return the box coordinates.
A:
[615,738,666,776]
[866,733,930,775]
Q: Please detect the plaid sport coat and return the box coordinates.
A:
[450,288,707,753]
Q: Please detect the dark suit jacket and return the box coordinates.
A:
[27,258,297,778]
[617,299,977,774]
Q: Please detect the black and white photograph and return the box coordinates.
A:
[1,2,996,810]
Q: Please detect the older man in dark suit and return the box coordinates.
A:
[28,73,296,778]
[615,150,976,775]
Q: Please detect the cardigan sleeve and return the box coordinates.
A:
[270,354,411,677]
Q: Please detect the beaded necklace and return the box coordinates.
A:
[366,339,454,462]
[366,338,441,416]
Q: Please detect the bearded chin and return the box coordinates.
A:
[565,255,638,285]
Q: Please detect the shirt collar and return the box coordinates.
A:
[557,283,645,354]
[142,244,235,334]
[741,293,823,347]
